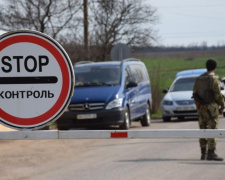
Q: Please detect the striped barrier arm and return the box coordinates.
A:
[1,129,225,140]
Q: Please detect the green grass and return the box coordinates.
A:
[142,57,225,89]
[140,56,225,115]
[151,111,162,118]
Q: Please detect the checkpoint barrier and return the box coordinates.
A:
[1,129,225,140]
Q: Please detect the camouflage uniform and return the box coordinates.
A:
[193,72,224,159]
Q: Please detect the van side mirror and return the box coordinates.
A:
[126,81,138,88]
[162,89,168,93]
[221,86,224,90]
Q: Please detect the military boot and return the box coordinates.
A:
[207,148,223,161]
[200,147,207,160]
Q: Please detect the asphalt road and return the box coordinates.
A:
[1,116,225,180]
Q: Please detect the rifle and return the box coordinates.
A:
[192,93,217,123]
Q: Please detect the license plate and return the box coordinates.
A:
[177,106,194,111]
[77,114,97,120]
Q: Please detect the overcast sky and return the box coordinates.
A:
[146,0,225,46]
[1,0,224,47]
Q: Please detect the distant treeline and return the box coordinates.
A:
[133,45,225,53]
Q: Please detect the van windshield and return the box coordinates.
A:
[75,66,121,87]
[170,77,196,92]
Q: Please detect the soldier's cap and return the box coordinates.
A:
[206,59,217,71]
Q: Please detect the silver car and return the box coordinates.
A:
[161,75,198,122]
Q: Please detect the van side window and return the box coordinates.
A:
[130,65,139,83]
[125,68,131,88]
[130,65,145,83]
[140,66,148,82]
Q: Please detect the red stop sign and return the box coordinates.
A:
[0,30,74,130]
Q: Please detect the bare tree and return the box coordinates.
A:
[0,0,82,39]
[89,0,159,61]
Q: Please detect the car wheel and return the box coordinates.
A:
[120,107,130,130]
[163,116,171,122]
[141,103,151,126]
[223,112,225,117]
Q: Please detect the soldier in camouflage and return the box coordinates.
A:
[193,59,224,161]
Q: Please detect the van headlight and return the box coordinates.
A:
[106,98,123,109]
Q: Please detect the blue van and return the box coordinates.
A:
[56,59,152,130]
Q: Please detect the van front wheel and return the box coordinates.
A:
[141,104,151,126]
[120,107,130,130]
